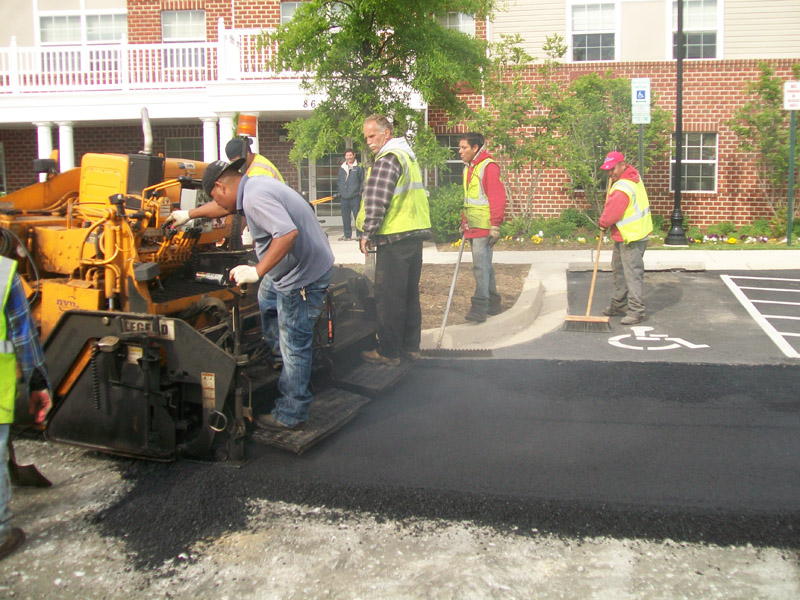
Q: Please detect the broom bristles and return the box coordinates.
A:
[563,314,611,332]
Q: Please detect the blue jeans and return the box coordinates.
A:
[340,196,362,239]
[0,424,11,543]
[257,269,332,427]
[470,236,500,313]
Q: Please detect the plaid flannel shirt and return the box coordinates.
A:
[361,153,431,246]
[6,272,49,392]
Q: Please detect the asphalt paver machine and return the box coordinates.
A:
[2,111,406,461]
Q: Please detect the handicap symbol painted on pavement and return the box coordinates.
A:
[608,326,710,351]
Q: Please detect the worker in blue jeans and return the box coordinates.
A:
[0,256,51,561]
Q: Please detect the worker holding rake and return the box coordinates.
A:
[598,151,653,325]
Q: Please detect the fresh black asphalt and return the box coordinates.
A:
[80,268,800,568]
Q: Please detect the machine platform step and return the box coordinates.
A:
[250,387,370,455]
[333,359,413,397]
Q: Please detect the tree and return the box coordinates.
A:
[728,61,800,217]
[551,72,672,221]
[264,0,496,167]
[463,34,563,221]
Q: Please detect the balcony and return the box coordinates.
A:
[0,20,289,94]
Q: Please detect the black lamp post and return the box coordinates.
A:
[666,0,689,245]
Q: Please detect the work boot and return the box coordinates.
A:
[255,413,306,432]
[361,349,401,366]
[401,350,421,362]
[602,305,627,317]
[621,314,645,325]
[0,528,25,562]
[464,307,487,323]
[487,299,503,315]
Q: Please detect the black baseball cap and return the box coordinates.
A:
[201,158,246,196]
[225,137,252,161]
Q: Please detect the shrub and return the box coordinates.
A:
[737,219,771,238]
[706,221,737,237]
[560,207,595,229]
[652,214,667,233]
[428,184,463,243]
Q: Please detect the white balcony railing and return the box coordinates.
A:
[0,19,288,94]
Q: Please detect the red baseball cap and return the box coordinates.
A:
[600,151,625,170]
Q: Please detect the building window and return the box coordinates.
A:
[437,12,475,35]
[672,0,718,59]
[570,2,615,62]
[161,11,206,70]
[165,138,204,161]
[40,15,82,45]
[86,14,127,43]
[280,2,303,26]
[435,135,464,187]
[161,10,205,42]
[314,151,346,216]
[671,132,717,192]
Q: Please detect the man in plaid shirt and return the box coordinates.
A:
[0,258,51,561]
[357,115,431,366]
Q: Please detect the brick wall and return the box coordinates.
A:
[435,58,799,228]
[0,129,49,191]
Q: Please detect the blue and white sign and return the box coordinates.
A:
[631,78,651,125]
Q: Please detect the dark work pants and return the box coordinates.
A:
[374,236,423,359]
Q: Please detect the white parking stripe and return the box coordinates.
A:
[750,299,800,306]
[721,275,800,358]
[737,286,800,293]
[727,276,800,283]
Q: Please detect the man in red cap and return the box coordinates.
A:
[598,151,653,325]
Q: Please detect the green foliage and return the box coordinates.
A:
[736,220,771,237]
[706,222,737,237]
[685,225,703,240]
[549,72,672,218]
[428,184,463,242]
[769,206,791,238]
[265,0,495,166]
[651,214,667,233]
[560,207,595,229]
[727,61,800,216]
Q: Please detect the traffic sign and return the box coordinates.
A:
[785,81,800,111]
[631,78,651,124]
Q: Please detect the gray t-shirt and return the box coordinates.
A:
[237,175,334,291]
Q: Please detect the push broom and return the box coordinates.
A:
[563,177,612,333]
[563,232,611,332]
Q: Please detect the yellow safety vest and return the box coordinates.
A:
[463,157,496,230]
[0,257,18,424]
[356,148,430,235]
[611,176,653,243]
[247,153,284,183]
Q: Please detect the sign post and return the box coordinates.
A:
[631,78,651,174]
[784,81,800,246]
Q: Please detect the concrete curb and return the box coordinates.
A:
[420,265,543,350]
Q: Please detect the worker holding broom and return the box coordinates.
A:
[598,151,653,325]
[458,132,507,323]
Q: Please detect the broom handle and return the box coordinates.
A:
[585,177,613,317]
[585,233,603,317]
[437,233,467,349]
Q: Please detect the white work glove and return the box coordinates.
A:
[165,210,191,227]
[241,226,253,246]
[489,225,501,246]
[229,265,260,285]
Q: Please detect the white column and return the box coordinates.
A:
[56,121,75,171]
[201,117,219,163]
[34,122,53,182]
[218,113,235,160]
[245,112,260,155]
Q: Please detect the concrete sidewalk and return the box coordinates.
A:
[324,225,800,350]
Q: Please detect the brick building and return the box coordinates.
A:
[0,1,798,225]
